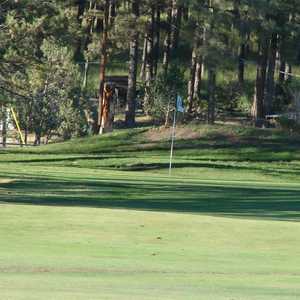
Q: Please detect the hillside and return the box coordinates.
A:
[3,124,300,184]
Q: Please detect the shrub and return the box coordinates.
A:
[143,66,186,126]
[277,116,300,134]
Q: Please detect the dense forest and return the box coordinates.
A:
[0,0,300,145]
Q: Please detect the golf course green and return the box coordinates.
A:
[1,125,300,299]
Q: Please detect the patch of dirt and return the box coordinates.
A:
[0,179,14,184]
[137,142,159,150]
[145,127,201,142]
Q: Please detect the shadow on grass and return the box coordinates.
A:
[0,155,123,164]
[117,162,300,176]
[1,176,300,222]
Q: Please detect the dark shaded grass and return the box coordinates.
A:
[1,175,300,222]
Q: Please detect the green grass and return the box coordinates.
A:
[1,124,300,299]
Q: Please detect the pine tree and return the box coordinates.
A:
[125,0,140,127]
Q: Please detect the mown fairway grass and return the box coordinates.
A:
[1,125,300,299]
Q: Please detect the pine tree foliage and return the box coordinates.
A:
[1,0,300,142]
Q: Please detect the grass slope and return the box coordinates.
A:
[1,125,300,299]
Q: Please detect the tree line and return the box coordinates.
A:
[0,0,300,144]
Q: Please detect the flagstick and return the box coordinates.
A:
[169,108,177,176]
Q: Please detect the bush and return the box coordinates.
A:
[143,65,185,126]
[277,116,300,134]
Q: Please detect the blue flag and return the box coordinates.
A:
[176,95,184,113]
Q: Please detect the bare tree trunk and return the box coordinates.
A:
[279,60,286,83]
[251,39,269,121]
[153,5,161,77]
[278,34,287,84]
[287,64,292,81]
[162,0,183,73]
[98,0,110,134]
[1,104,7,147]
[265,33,278,115]
[144,11,155,114]
[82,61,89,89]
[207,68,216,124]
[187,41,198,113]
[145,35,153,84]
[75,0,87,60]
[238,43,245,86]
[162,2,172,75]
[77,0,86,21]
[80,3,94,88]
[170,0,183,53]
[109,0,116,25]
[188,25,204,114]
[140,34,147,80]
[194,58,203,100]
[146,6,155,79]
[233,0,245,88]
[125,0,139,127]
[34,131,41,146]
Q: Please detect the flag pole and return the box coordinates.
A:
[169,107,177,176]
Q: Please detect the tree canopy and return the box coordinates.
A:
[1,0,300,143]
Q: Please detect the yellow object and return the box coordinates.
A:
[10,107,25,145]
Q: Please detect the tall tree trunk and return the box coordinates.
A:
[287,64,292,81]
[125,0,139,127]
[153,5,161,77]
[98,0,110,134]
[265,33,278,115]
[1,104,7,148]
[170,0,183,53]
[194,58,203,101]
[75,0,87,60]
[251,39,269,121]
[279,60,286,83]
[143,12,155,114]
[162,2,172,74]
[82,61,89,89]
[109,0,116,25]
[34,130,41,146]
[77,0,86,21]
[140,34,147,80]
[238,43,245,86]
[162,0,182,72]
[182,4,189,21]
[188,26,204,113]
[147,6,155,79]
[187,38,199,113]
[78,2,94,85]
[145,35,153,84]
[275,36,287,104]
[207,68,216,124]
[233,0,245,87]
[278,34,287,84]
